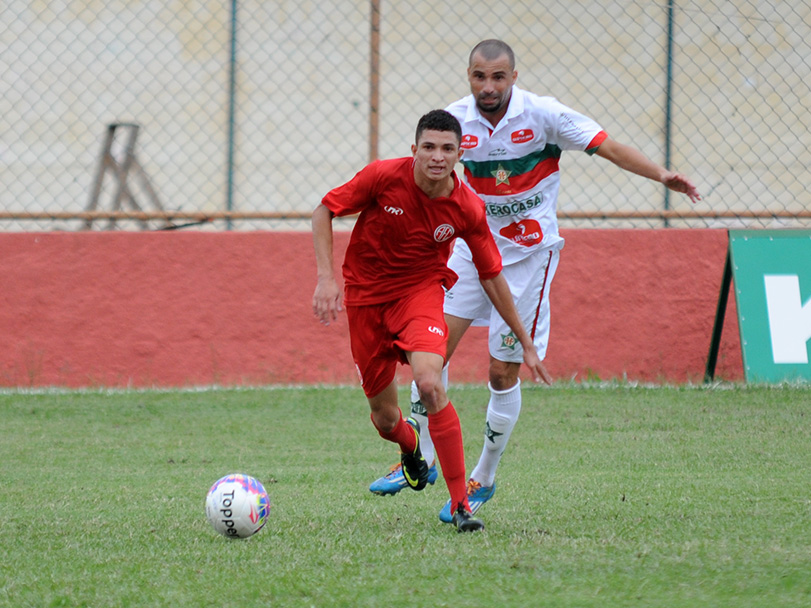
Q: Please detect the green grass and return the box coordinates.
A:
[1,384,809,607]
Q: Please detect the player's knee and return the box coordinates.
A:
[414,376,445,412]
[370,408,399,433]
[488,360,520,391]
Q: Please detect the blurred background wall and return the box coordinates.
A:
[2,1,808,232]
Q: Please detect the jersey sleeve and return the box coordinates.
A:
[462,201,503,280]
[584,130,608,155]
[321,162,380,217]
[547,98,605,154]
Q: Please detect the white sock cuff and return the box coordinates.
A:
[487,378,521,396]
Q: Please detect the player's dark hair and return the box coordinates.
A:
[469,39,515,71]
[415,109,462,145]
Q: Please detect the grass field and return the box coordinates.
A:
[1,384,809,607]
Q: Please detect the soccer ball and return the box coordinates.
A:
[205,474,271,539]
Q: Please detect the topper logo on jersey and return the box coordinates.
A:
[461,134,478,149]
[511,129,534,144]
[384,206,403,215]
[499,219,543,247]
[433,224,455,242]
[428,325,445,336]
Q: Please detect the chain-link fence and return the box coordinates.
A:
[2,1,809,231]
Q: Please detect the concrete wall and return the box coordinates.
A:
[0,229,742,388]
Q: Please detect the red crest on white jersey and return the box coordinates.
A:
[461,134,478,149]
[499,219,543,246]
[511,129,534,144]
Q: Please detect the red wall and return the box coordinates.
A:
[0,230,742,388]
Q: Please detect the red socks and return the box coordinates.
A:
[371,413,417,455]
[427,402,470,512]
[371,405,470,512]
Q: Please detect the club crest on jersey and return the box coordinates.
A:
[433,224,455,242]
[491,165,511,186]
[461,134,478,149]
[511,129,534,144]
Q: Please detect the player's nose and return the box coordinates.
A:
[482,78,498,93]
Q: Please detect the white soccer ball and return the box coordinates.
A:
[205,474,271,539]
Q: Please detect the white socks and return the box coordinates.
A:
[409,363,448,466]
[470,379,522,488]
[410,368,522,487]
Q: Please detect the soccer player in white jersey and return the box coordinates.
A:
[370,40,701,523]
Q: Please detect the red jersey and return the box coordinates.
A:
[322,157,503,306]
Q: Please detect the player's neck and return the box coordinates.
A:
[480,107,508,129]
[414,172,454,199]
[478,89,512,128]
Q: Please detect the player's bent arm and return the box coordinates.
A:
[479,273,552,385]
[311,204,343,324]
[478,274,531,350]
[595,137,701,204]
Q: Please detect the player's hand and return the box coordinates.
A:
[662,171,702,204]
[312,277,343,325]
[523,348,553,385]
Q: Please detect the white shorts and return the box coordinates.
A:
[444,247,560,363]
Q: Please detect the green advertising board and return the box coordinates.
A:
[728,230,811,383]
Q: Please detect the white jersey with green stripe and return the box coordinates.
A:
[445,86,605,265]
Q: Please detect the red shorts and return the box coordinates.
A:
[346,284,448,398]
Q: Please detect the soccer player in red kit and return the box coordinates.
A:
[312,109,551,532]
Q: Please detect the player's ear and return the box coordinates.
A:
[457,146,463,161]
[411,143,418,157]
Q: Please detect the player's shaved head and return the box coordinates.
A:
[469,39,515,71]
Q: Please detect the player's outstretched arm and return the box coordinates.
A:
[312,204,343,325]
[595,137,702,204]
[661,171,702,204]
[479,273,553,385]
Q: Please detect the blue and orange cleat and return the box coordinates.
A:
[439,479,496,523]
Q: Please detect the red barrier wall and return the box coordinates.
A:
[0,230,742,388]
